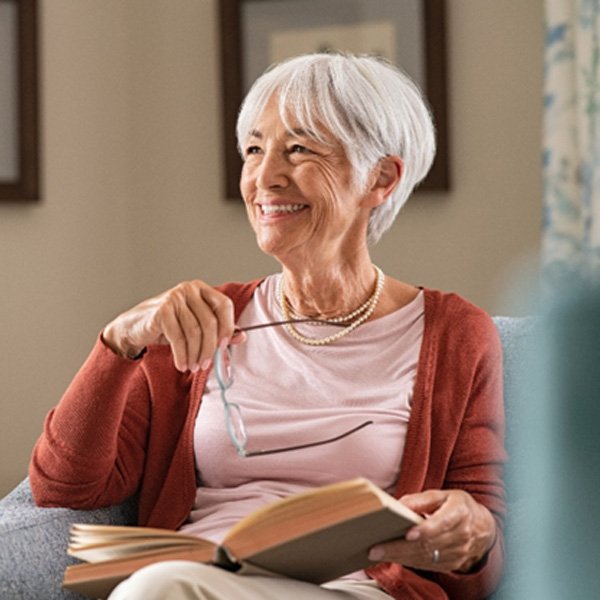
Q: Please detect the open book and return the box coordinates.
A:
[63,477,422,598]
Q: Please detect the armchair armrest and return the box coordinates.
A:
[0,478,137,600]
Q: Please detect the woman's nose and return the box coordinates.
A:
[256,150,289,189]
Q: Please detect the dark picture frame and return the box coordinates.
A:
[0,0,39,201]
[219,0,448,200]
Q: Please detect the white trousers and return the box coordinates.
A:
[109,561,393,600]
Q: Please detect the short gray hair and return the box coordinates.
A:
[236,52,436,245]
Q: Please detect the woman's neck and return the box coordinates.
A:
[280,261,379,320]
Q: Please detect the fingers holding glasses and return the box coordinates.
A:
[184,286,237,371]
[102,280,237,372]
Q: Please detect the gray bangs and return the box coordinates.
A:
[237,54,383,186]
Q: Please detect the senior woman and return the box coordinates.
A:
[30,53,505,600]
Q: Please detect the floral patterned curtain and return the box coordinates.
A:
[543,0,600,287]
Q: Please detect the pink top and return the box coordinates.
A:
[181,275,424,548]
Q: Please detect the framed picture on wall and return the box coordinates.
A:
[0,0,39,201]
[219,0,448,200]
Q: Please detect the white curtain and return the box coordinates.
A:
[543,0,600,287]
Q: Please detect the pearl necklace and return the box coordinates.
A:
[277,266,385,346]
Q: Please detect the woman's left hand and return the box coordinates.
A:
[368,489,496,573]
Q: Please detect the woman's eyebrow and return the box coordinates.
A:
[247,127,317,140]
[287,128,315,139]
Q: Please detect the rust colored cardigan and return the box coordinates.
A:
[30,281,506,600]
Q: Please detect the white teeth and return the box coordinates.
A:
[260,204,306,215]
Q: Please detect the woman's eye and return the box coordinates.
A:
[245,145,261,156]
[290,144,311,154]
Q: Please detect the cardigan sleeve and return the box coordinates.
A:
[29,335,152,509]
[369,300,507,600]
[432,307,507,599]
[28,281,262,514]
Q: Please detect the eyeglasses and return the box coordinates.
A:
[213,319,374,457]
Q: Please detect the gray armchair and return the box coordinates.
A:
[0,317,534,600]
[0,479,137,599]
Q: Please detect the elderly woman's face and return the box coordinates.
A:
[239,97,375,263]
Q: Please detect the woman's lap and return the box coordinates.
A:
[108,561,392,600]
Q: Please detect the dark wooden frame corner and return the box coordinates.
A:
[0,0,39,201]
[218,0,448,200]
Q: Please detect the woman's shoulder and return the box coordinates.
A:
[216,278,264,297]
[423,287,491,319]
[215,278,265,316]
[422,288,500,349]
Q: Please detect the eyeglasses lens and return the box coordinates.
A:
[226,402,248,453]
[215,347,233,387]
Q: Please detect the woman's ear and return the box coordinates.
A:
[362,156,403,208]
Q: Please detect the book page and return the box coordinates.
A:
[64,545,216,598]
[69,537,216,563]
[70,524,201,544]
[69,524,214,563]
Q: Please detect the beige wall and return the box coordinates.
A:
[0,0,543,497]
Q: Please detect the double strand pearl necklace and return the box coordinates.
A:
[277,265,385,346]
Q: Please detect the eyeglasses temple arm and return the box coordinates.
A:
[235,318,346,333]
[244,420,374,458]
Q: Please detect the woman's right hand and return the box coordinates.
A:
[102,280,238,372]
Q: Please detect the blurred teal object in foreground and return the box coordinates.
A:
[513,284,600,599]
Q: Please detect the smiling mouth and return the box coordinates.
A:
[259,203,308,216]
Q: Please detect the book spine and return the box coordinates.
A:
[214,545,241,572]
